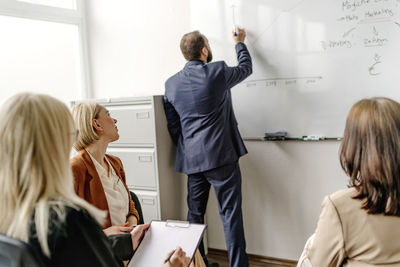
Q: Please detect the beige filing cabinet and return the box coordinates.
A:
[72,96,186,223]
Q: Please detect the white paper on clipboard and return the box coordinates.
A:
[127,220,206,267]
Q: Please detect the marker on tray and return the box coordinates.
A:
[301,135,324,141]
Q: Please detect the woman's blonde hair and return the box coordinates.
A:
[71,102,103,151]
[340,97,400,216]
[0,93,105,256]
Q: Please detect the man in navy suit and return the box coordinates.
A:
[163,28,252,267]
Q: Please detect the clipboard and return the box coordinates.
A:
[128,220,206,267]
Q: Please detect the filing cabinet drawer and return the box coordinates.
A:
[133,190,159,223]
[107,147,157,189]
[105,104,155,145]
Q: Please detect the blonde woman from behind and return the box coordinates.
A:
[0,93,189,267]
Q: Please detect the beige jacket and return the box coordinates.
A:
[309,188,400,267]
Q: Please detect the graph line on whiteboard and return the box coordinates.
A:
[244,76,323,87]
[249,0,309,45]
[246,76,322,83]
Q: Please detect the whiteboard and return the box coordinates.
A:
[190,0,400,137]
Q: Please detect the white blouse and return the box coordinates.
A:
[87,151,129,225]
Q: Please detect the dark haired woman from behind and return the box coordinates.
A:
[307,97,400,266]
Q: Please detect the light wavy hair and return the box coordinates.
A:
[0,93,105,257]
[71,102,103,151]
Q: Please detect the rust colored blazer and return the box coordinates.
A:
[71,149,139,228]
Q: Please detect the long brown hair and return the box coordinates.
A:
[340,97,400,216]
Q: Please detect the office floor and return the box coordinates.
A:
[207,249,297,267]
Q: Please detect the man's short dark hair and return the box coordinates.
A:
[180,31,205,61]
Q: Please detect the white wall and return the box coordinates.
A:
[85,0,348,260]
[85,0,190,98]
[206,141,347,260]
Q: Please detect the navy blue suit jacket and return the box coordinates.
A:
[164,42,252,175]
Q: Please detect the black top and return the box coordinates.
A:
[28,205,133,267]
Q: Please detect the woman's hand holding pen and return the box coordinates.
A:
[161,247,191,267]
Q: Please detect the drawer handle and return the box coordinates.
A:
[136,112,150,119]
[138,155,152,162]
[141,198,155,205]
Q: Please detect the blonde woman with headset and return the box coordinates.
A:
[0,93,190,267]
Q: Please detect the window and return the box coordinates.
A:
[17,0,76,10]
[0,0,90,105]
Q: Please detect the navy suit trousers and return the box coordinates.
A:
[187,161,249,267]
